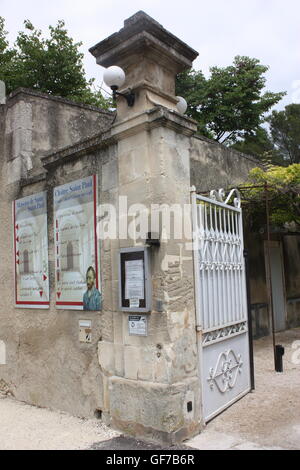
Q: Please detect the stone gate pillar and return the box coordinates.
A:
[90,11,202,443]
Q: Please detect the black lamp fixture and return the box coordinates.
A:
[146,232,160,248]
[103,66,135,107]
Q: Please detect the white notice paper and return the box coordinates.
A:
[125,259,144,300]
[129,315,147,336]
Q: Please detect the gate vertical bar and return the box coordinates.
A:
[190,186,205,426]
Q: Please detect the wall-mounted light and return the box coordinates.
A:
[103,66,135,107]
[176,96,187,114]
[146,232,160,248]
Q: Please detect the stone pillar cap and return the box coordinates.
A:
[89,11,198,73]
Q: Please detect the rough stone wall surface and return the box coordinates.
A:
[97,119,201,441]
[3,89,113,183]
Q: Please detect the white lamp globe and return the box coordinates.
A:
[103,66,126,89]
[176,96,187,114]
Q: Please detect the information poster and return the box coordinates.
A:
[14,192,49,308]
[125,260,144,301]
[54,175,101,310]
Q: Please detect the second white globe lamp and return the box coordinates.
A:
[103,66,126,89]
[176,96,187,114]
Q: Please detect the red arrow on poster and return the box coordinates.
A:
[43,274,47,281]
[39,290,43,298]
[57,292,61,299]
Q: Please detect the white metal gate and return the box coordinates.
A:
[191,187,251,422]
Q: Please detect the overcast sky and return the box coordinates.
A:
[1,0,299,110]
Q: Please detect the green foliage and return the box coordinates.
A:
[175,68,211,137]
[176,56,285,144]
[232,126,275,160]
[242,164,300,231]
[231,126,286,166]
[0,17,111,109]
[268,104,300,164]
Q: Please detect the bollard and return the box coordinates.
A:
[275,344,285,372]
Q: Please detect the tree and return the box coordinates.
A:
[268,104,300,165]
[232,126,275,160]
[0,17,111,109]
[242,164,300,231]
[0,17,15,76]
[231,126,286,166]
[176,56,285,144]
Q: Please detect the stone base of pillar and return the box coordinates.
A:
[107,375,202,444]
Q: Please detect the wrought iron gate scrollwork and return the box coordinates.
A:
[207,349,243,394]
[191,186,251,421]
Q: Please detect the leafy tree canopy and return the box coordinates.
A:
[232,126,274,159]
[0,17,111,109]
[242,164,300,231]
[268,104,300,165]
[176,56,285,144]
[231,126,286,166]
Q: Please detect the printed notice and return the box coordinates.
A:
[125,259,144,300]
[54,175,101,310]
[128,315,147,336]
[14,191,49,308]
[129,298,140,309]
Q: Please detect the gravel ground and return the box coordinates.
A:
[0,396,119,450]
[0,328,299,450]
[187,328,300,450]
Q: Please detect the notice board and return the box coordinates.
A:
[119,247,151,312]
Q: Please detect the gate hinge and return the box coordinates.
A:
[195,325,202,332]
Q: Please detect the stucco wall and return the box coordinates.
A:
[190,135,259,192]
[0,100,202,441]
[0,91,115,417]
[2,88,114,183]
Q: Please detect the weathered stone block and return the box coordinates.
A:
[109,375,201,444]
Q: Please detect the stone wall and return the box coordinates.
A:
[0,96,203,441]
[2,88,113,183]
[190,135,258,192]
[0,90,115,416]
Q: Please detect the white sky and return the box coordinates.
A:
[1,0,299,110]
